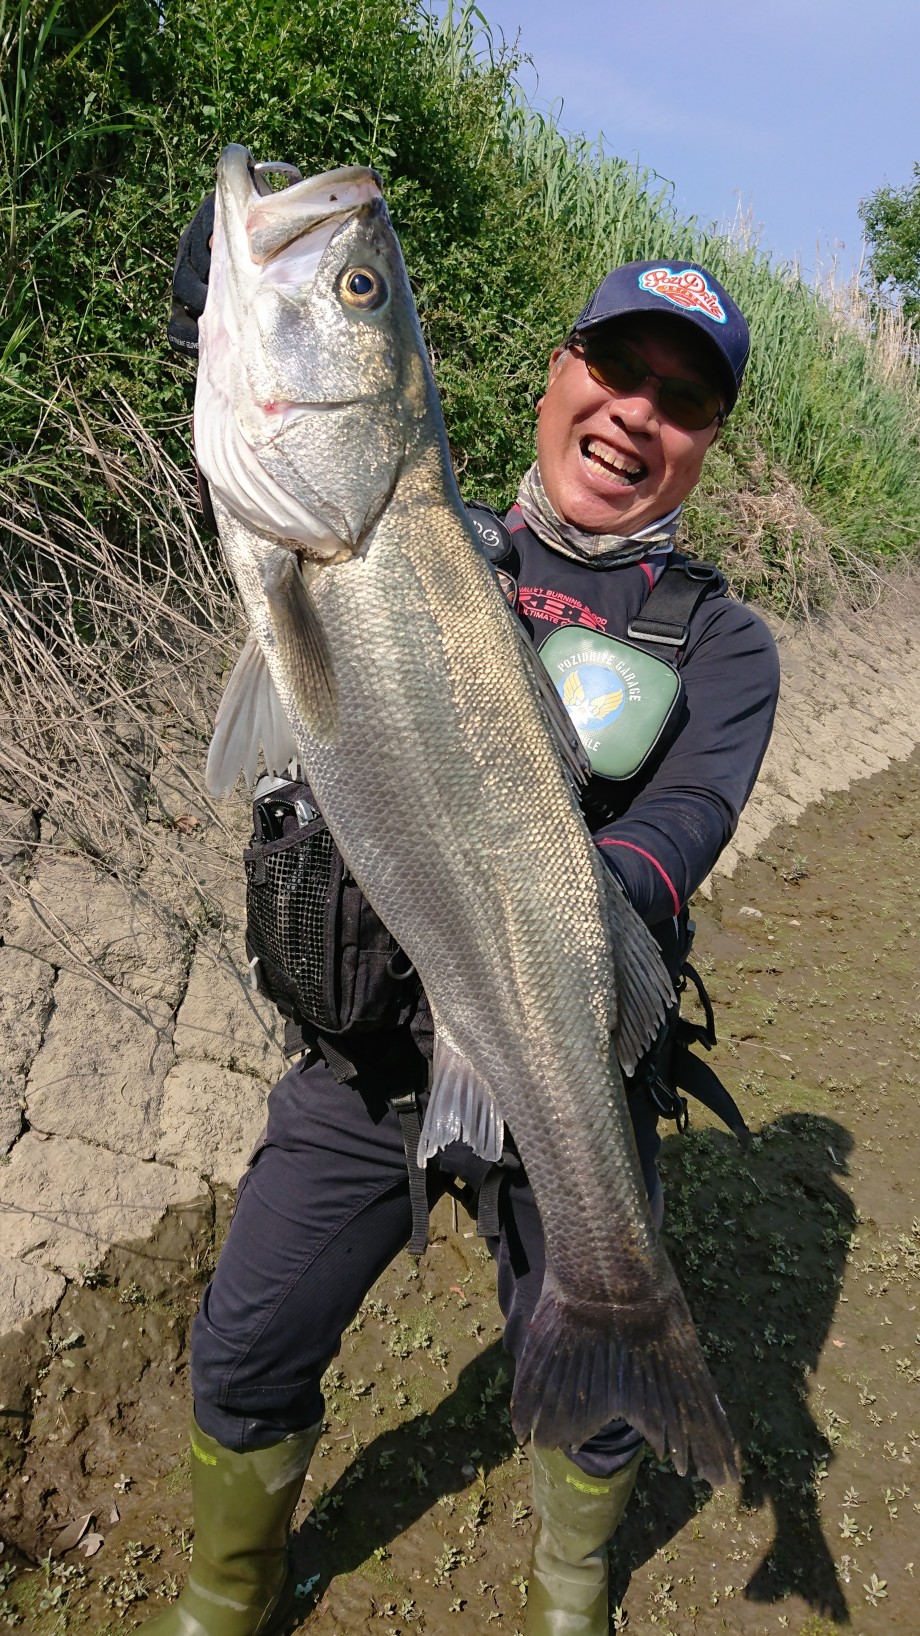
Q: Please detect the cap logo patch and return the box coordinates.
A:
[638,267,727,324]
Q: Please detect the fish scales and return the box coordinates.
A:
[197,145,737,1484]
[302,509,642,1262]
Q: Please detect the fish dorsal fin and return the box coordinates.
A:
[602,867,676,1075]
[418,1020,505,1165]
[206,634,298,798]
[514,621,591,792]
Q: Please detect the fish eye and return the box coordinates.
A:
[339,266,387,311]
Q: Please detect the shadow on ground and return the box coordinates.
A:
[623,1112,856,1624]
[284,1112,855,1628]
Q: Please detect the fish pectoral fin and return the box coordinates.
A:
[418,1027,504,1165]
[262,553,338,740]
[515,622,591,790]
[602,867,676,1075]
[205,634,298,797]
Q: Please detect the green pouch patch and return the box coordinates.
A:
[539,625,683,781]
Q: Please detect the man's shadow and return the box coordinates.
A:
[613,1112,855,1623]
[288,1340,518,1595]
[290,1112,854,1625]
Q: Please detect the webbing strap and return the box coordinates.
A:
[316,1034,357,1082]
[389,1092,430,1256]
[314,1034,430,1253]
[627,561,725,649]
[473,1150,521,1238]
[672,1046,751,1147]
[677,960,717,1048]
[476,1166,504,1237]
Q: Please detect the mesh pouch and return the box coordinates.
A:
[243,777,418,1036]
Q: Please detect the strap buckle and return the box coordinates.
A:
[626,621,685,647]
[676,960,717,1048]
[647,1073,690,1132]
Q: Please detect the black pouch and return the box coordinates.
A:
[243,777,418,1036]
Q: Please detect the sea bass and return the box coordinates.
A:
[196,144,737,1484]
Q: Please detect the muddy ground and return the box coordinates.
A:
[1,748,918,1636]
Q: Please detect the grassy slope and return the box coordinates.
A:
[1,0,919,619]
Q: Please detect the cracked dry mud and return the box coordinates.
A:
[0,587,919,1635]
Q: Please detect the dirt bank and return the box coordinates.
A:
[0,580,919,1634]
[714,568,920,880]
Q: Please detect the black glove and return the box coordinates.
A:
[168,192,215,357]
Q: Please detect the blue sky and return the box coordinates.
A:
[466,0,919,284]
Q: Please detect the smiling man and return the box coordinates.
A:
[152,251,779,1636]
[470,264,780,1631]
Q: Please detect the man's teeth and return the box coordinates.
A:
[584,439,644,484]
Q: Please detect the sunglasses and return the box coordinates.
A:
[568,336,725,432]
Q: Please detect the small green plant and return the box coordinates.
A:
[118,1280,148,1308]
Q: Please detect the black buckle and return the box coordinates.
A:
[684,560,723,584]
[647,1073,689,1133]
[386,949,417,982]
[677,960,717,1048]
[626,618,685,647]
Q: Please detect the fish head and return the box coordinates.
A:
[196,144,444,559]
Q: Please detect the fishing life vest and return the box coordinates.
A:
[465,501,726,785]
[465,502,749,1156]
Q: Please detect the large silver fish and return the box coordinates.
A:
[196,144,737,1484]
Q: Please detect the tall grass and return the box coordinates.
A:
[422,5,920,565]
[1,0,919,624]
[0,0,915,895]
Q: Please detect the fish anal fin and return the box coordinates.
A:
[418,1029,504,1165]
[262,554,338,740]
[511,1271,738,1488]
[206,634,298,798]
[602,866,675,1075]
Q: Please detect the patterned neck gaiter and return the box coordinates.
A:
[516,461,682,567]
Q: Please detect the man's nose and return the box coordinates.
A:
[607,378,661,431]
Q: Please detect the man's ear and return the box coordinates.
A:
[537,346,567,416]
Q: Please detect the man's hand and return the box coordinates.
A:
[168,193,215,357]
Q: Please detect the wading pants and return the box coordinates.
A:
[191,1049,662,1479]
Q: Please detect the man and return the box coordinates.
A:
[150,241,779,1635]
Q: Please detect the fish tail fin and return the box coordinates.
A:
[511,1276,738,1488]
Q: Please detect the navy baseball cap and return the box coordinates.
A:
[570,260,750,411]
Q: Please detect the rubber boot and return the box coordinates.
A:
[141,1418,321,1635]
[524,1443,643,1635]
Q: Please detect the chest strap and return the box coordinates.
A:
[466,503,725,657]
[627,559,725,650]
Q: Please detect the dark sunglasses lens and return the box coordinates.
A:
[582,339,720,430]
[657,379,721,431]
[583,340,646,394]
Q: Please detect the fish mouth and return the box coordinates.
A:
[217,143,382,283]
[579,436,647,488]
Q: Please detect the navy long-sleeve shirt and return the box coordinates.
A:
[505,509,780,934]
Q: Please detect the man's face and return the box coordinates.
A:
[535,313,725,535]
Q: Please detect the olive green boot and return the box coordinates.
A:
[524,1443,643,1635]
[141,1418,321,1635]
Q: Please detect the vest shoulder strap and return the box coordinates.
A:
[627,558,726,651]
[465,500,515,565]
